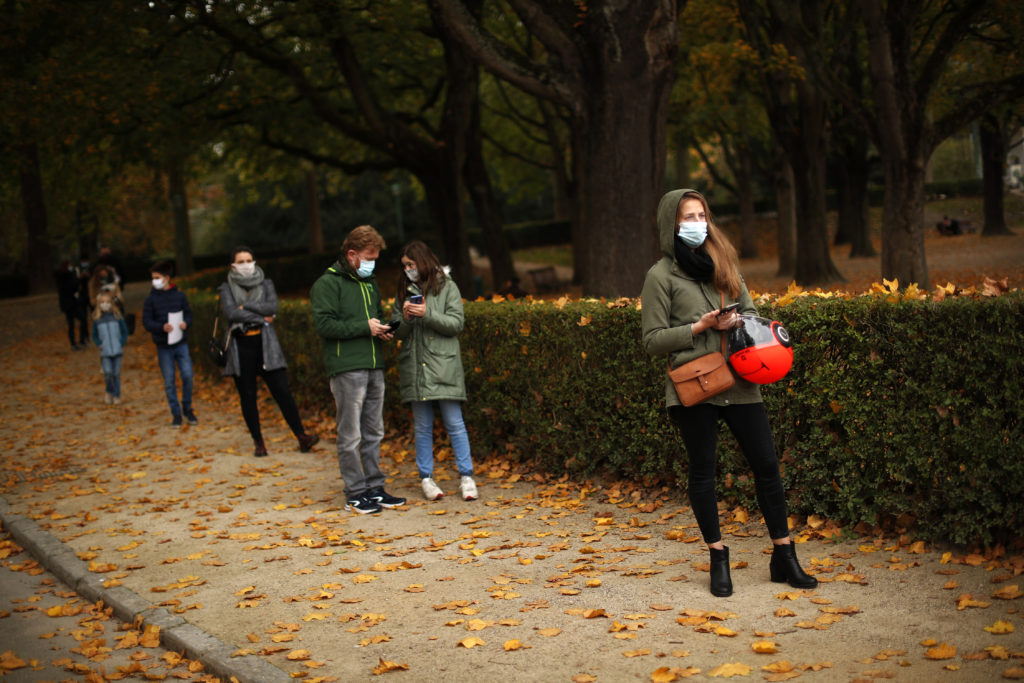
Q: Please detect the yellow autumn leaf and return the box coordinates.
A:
[774,608,797,617]
[924,643,956,660]
[623,649,651,657]
[503,639,524,651]
[651,666,678,683]
[457,636,485,648]
[707,662,752,677]
[993,584,1023,600]
[287,649,312,661]
[353,575,378,584]
[983,620,1014,635]
[714,627,738,637]
[372,657,408,675]
[752,641,778,654]
[761,661,794,673]
[537,628,561,637]
[583,609,607,619]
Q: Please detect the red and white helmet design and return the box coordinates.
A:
[726,315,793,384]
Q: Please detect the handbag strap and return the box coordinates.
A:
[719,291,727,356]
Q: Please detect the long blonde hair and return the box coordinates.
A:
[92,291,123,321]
[679,191,742,299]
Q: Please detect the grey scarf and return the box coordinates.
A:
[227,265,266,310]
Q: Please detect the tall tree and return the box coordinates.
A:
[738,0,844,285]
[432,0,681,297]
[162,0,513,292]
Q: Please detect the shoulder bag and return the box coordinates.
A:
[667,293,735,407]
[207,316,229,367]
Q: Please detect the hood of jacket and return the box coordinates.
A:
[657,188,707,258]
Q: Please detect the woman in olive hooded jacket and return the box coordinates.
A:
[640,188,816,598]
[391,241,477,503]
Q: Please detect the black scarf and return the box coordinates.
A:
[674,236,715,282]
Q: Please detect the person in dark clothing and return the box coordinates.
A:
[142,260,196,427]
[218,247,319,457]
[56,260,88,350]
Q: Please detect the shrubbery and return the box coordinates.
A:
[184,277,1024,547]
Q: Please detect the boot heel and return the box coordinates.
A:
[769,543,818,589]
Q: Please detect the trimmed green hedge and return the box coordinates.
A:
[184,285,1024,546]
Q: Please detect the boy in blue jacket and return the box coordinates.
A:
[142,260,197,427]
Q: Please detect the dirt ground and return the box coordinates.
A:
[1,243,1023,682]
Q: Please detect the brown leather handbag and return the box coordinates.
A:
[667,294,735,407]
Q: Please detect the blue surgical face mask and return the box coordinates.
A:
[356,259,376,278]
[405,267,419,283]
[677,221,708,248]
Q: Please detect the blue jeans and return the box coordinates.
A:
[329,370,386,500]
[411,400,473,479]
[101,354,123,397]
[156,343,193,417]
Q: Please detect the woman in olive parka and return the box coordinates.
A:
[391,241,478,503]
[640,188,816,598]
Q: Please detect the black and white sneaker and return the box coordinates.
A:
[345,495,382,515]
[366,487,406,508]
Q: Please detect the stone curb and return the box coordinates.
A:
[0,496,290,683]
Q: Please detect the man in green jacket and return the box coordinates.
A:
[310,225,406,514]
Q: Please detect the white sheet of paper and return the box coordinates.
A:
[167,311,183,344]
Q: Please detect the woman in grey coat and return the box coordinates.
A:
[641,189,816,598]
[218,246,318,457]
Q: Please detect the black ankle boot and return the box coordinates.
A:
[709,546,733,597]
[254,439,268,457]
[769,543,818,589]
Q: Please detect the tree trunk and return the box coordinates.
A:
[464,99,515,292]
[418,167,473,293]
[18,142,53,294]
[980,113,1011,236]
[833,137,876,257]
[773,148,796,278]
[305,166,324,254]
[576,73,673,297]
[167,154,194,277]
[864,1,928,286]
[789,78,843,286]
[736,152,758,259]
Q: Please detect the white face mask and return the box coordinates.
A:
[152,277,167,290]
[356,259,376,278]
[405,267,419,283]
[677,221,708,248]
[233,262,256,277]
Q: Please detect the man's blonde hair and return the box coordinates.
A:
[341,225,386,254]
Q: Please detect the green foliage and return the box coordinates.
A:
[182,275,1024,547]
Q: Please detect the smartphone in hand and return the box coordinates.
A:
[717,302,740,316]
[385,320,401,332]
[409,294,424,304]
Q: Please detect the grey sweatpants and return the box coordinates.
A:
[329,369,386,500]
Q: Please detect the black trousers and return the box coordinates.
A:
[232,333,305,443]
[65,311,88,346]
[668,401,790,544]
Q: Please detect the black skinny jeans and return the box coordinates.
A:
[65,311,88,346]
[668,401,790,544]
[232,333,304,443]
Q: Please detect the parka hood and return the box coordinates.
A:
[657,188,707,257]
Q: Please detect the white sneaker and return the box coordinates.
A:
[460,476,478,501]
[104,393,112,405]
[421,478,444,501]
[113,396,121,405]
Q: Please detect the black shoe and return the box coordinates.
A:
[709,546,733,597]
[345,495,382,515]
[769,543,818,589]
[254,439,268,457]
[183,410,198,426]
[171,415,183,428]
[297,433,319,452]
[366,487,406,508]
